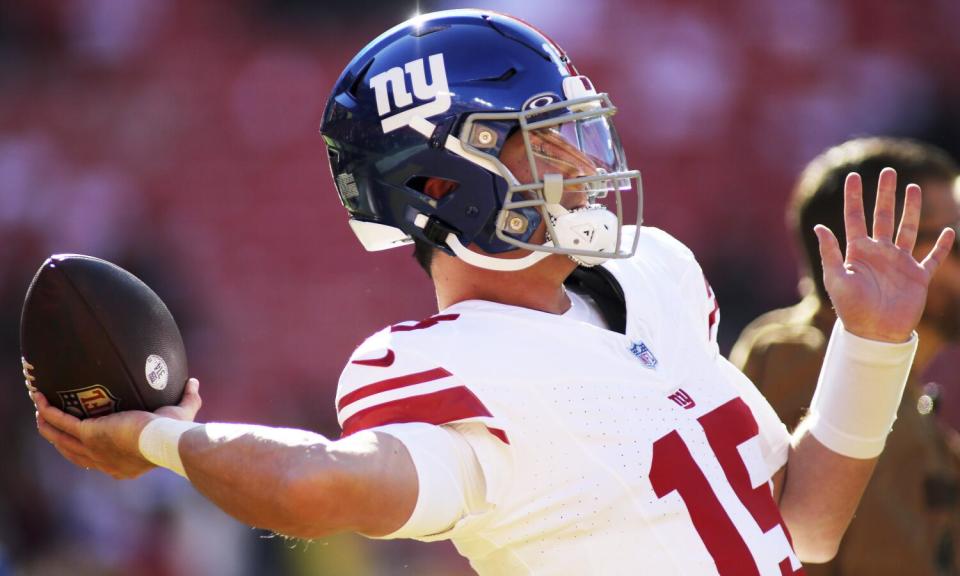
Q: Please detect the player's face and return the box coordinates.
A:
[498,128,599,208]
[915,179,960,341]
[497,128,608,248]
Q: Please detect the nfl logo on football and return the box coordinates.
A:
[629,341,658,370]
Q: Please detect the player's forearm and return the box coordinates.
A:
[175,424,346,538]
[778,427,877,563]
[140,419,417,539]
[776,321,915,562]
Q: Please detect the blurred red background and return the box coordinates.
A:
[2,0,959,574]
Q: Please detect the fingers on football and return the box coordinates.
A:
[815,224,845,278]
[35,392,83,437]
[36,411,90,460]
[895,183,922,252]
[921,227,957,276]
[56,443,97,470]
[872,168,898,242]
[55,446,96,470]
[844,172,869,242]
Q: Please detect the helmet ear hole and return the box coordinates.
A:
[406,176,459,200]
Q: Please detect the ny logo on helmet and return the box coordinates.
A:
[369,53,451,134]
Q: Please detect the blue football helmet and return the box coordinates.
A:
[321,9,642,271]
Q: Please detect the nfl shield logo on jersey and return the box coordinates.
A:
[629,341,658,369]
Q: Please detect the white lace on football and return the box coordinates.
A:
[21,357,37,393]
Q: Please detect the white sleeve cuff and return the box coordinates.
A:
[366,422,486,541]
[807,320,917,459]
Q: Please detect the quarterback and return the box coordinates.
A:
[30,10,957,575]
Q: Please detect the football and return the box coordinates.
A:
[20,254,188,419]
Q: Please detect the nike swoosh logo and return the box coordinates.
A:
[351,349,395,367]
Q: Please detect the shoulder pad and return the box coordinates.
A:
[337,326,508,444]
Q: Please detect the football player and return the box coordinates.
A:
[31,10,958,575]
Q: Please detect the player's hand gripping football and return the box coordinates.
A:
[815,168,956,342]
[31,378,202,479]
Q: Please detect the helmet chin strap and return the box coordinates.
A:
[413,213,554,272]
[445,234,555,271]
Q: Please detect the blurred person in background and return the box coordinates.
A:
[731,137,960,576]
[28,10,960,575]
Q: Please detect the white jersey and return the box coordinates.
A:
[336,226,800,575]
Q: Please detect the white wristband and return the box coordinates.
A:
[138,418,202,478]
[807,320,918,459]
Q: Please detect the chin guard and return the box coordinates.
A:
[547,206,620,266]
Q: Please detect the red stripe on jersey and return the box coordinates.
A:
[338,367,451,412]
[704,275,719,338]
[390,314,460,333]
[779,558,804,576]
[708,298,719,334]
[351,349,395,367]
[340,385,509,444]
[487,427,510,444]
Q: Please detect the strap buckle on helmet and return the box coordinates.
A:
[414,213,458,248]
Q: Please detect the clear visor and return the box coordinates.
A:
[524,117,631,199]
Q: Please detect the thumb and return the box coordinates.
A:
[157,378,202,421]
[815,225,844,281]
[179,378,202,416]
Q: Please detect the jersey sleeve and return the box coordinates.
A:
[703,276,720,345]
[338,329,515,541]
[639,227,720,349]
[676,247,720,350]
[370,423,513,542]
[367,421,513,542]
[337,329,510,444]
[730,319,827,431]
[717,355,791,475]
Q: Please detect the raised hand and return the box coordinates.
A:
[814,168,956,342]
[33,378,202,478]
